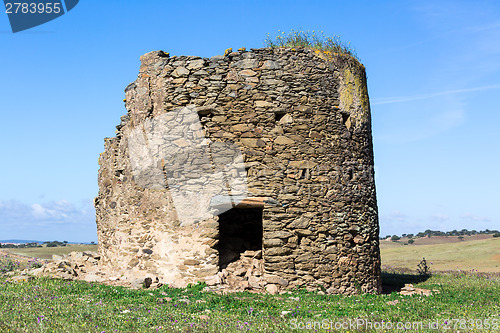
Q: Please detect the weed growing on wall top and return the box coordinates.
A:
[264,29,359,60]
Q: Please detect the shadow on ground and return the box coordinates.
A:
[381,272,430,294]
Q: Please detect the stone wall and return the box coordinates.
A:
[94,47,381,294]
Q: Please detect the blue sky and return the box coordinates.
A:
[1,0,499,242]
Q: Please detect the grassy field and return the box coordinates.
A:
[1,238,499,331]
[1,244,98,259]
[380,237,500,272]
[0,271,499,332]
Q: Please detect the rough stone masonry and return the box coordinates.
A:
[94,47,381,294]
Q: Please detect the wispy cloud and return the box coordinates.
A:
[383,211,408,222]
[466,20,500,34]
[431,214,450,222]
[371,85,500,105]
[31,200,79,220]
[0,199,97,241]
[460,213,492,222]
[379,211,425,237]
[373,104,465,144]
[430,108,465,132]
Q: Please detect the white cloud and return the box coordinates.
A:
[379,211,422,237]
[31,201,73,220]
[0,199,97,242]
[0,200,30,219]
[31,203,48,219]
[1,199,94,226]
[431,214,450,222]
[389,211,407,222]
[460,213,491,222]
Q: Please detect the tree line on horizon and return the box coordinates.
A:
[0,240,69,248]
[382,228,500,241]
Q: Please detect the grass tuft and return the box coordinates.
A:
[264,29,359,61]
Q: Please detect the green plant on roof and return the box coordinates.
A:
[264,29,359,61]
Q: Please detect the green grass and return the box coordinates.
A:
[1,271,499,332]
[2,244,98,260]
[264,29,359,60]
[381,238,500,272]
[1,239,499,331]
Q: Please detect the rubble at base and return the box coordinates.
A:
[203,249,284,294]
[5,254,440,298]
[8,251,285,294]
[398,283,440,296]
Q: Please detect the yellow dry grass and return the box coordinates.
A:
[380,237,500,272]
[1,244,98,259]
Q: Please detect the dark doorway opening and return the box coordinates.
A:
[217,207,263,270]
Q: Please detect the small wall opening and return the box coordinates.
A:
[341,113,352,130]
[217,207,263,270]
[197,109,211,123]
[341,113,349,124]
[274,111,286,122]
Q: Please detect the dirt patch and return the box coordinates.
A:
[491,254,500,262]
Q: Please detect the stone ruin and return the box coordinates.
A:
[94,47,381,294]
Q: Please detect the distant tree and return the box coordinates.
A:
[44,240,66,247]
[458,236,464,241]
[493,233,500,238]
[64,241,68,244]
[391,235,400,241]
[407,234,414,239]
[90,241,96,245]
[408,239,414,244]
[402,233,407,238]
